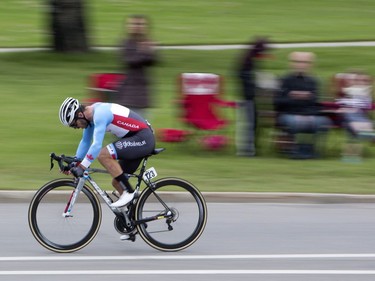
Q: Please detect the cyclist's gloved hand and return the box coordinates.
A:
[62,165,71,173]
[68,161,81,169]
[64,155,79,163]
[70,166,85,177]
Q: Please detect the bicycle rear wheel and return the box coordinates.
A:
[28,179,102,253]
[135,177,207,251]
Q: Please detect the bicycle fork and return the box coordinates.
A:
[62,176,86,217]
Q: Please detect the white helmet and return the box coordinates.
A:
[59,97,80,126]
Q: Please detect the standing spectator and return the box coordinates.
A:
[115,15,158,117]
[274,52,331,159]
[236,37,270,157]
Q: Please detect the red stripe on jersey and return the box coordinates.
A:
[112,115,148,131]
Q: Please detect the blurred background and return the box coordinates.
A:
[1,0,375,194]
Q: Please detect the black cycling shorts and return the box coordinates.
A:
[106,128,155,173]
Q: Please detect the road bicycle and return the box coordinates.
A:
[28,148,207,253]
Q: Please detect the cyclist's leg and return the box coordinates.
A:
[110,159,143,194]
[106,129,155,165]
[98,148,132,196]
[99,129,155,207]
[99,129,155,170]
[98,149,122,178]
[97,148,125,194]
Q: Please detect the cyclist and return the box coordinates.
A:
[59,97,155,208]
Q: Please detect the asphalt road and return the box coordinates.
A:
[2,202,375,281]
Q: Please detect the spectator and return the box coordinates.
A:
[115,14,158,118]
[236,37,270,157]
[274,51,331,159]
[336,70,374,161]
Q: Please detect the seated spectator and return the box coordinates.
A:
[335,70,374,161]
[274,52,332,159]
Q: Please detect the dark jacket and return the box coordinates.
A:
[115,38,157,108]
[238,38,269,101]
[274,73,321,116]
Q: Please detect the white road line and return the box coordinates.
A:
[2,270,375,275]
[2,253,375,261]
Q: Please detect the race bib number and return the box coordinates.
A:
[143,167,157,181]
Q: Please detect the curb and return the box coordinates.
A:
[2,190,375,204]
[202,192,375,204]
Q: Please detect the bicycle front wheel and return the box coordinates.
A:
[135,177,207,251]
[28,179,102,253]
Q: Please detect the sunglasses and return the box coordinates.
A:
[69,114,83,128]
[69,117,79,128]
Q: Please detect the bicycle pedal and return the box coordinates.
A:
[129,234,136,242]
[120,233,136,242]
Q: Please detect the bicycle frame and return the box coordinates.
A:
[62,155,168,222]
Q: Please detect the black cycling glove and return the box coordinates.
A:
[68,161,80,169]
[70,166,85,177]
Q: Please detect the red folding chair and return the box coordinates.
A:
[178,73,237,149]
[179,73,236,129]
[86,73,125,103]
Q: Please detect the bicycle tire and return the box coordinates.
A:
[135,177,207,251]
[28,178,102,253]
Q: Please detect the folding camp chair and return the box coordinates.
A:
[178,72,236,149]
[86,73,125,103]
[179,73,236,126]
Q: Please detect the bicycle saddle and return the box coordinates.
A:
[152,148,165,155]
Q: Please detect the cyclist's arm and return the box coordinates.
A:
[80,105,112,168]
[75,125,94,161]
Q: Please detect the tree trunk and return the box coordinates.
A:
[49,0,89,52]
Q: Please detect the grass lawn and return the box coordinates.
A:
[1,46,375,193]
[0,0,375,47]
[1,0,375,194]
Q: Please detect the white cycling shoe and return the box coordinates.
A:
[120,234,130,241]
[110,191,135,208]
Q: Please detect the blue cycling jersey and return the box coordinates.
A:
[75,103,148,168]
